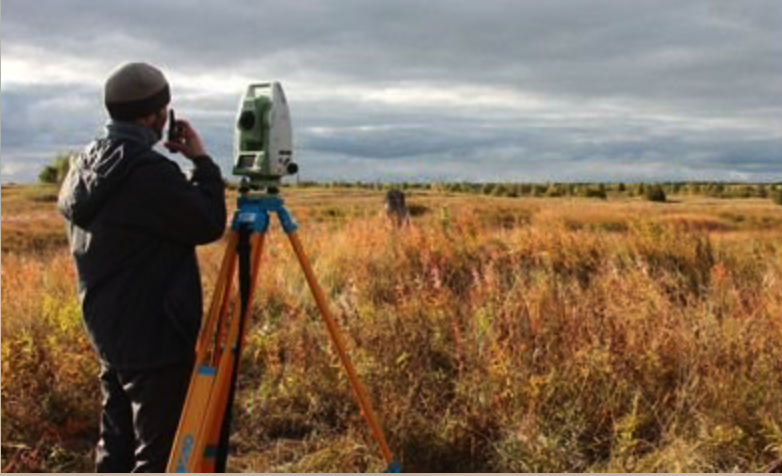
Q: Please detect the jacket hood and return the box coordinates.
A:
[58,122,160,227]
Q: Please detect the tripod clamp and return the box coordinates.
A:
[233,193,298,235]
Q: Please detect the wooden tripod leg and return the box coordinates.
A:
[201,232,267,472]
[198,232,239,359]
[168,231,240,473]
[286,231,395,467]
[167,232,266,473]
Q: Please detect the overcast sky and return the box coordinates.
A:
[2,0,781,183]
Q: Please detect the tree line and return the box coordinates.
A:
[39,153,782,204]
[297,180,782,204]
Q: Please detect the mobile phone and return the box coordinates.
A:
[168,109,183,144]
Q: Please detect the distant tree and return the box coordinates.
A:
[646,186,667,203]
[38,152,72,185]
[580,186,608,200]
[733,185,753,199]
[546,184,564,197]
[38,167,59,185]
[708,183,726,198]
[491,184,518,197]
[772,191,782,206]
[532,184,547,197]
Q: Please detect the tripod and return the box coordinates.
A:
[167,191,400,473]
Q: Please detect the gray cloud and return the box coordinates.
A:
[2,0,781,183]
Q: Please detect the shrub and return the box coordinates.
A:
[645,186,667,203]
[38,166,59,185]
[581,187,608,200]
[545,185,565,198]
[38,153,72,185]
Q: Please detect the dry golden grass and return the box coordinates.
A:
[2,185,782,472]
[1,185,69,254]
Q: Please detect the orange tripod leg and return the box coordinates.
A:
[198,232,239,359]
[168,232,266,472]
[168,231,239,473]
[200,232,266,472]
[286,231,395,467]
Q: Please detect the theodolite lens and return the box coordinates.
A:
[238,111,256,130]
[287,163,299,175]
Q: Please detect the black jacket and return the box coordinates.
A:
[58,121,227,369]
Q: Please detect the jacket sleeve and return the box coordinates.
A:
[111,155,227,245]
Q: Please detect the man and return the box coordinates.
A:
[58,62,227,472]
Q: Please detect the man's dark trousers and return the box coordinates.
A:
[96,360,193,472]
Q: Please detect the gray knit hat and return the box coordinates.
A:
[104,62,171,120]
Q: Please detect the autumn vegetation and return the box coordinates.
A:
[2,183,782,472]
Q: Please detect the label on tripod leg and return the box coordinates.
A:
[175,435,195,472]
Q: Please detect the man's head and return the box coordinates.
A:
[104,62,171,139]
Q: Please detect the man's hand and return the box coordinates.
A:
[165,119,208,160]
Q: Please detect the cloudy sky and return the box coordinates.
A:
[2,0,781,183]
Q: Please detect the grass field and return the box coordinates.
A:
[2,184,782,472]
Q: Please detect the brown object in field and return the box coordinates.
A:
[385,189,411,228]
